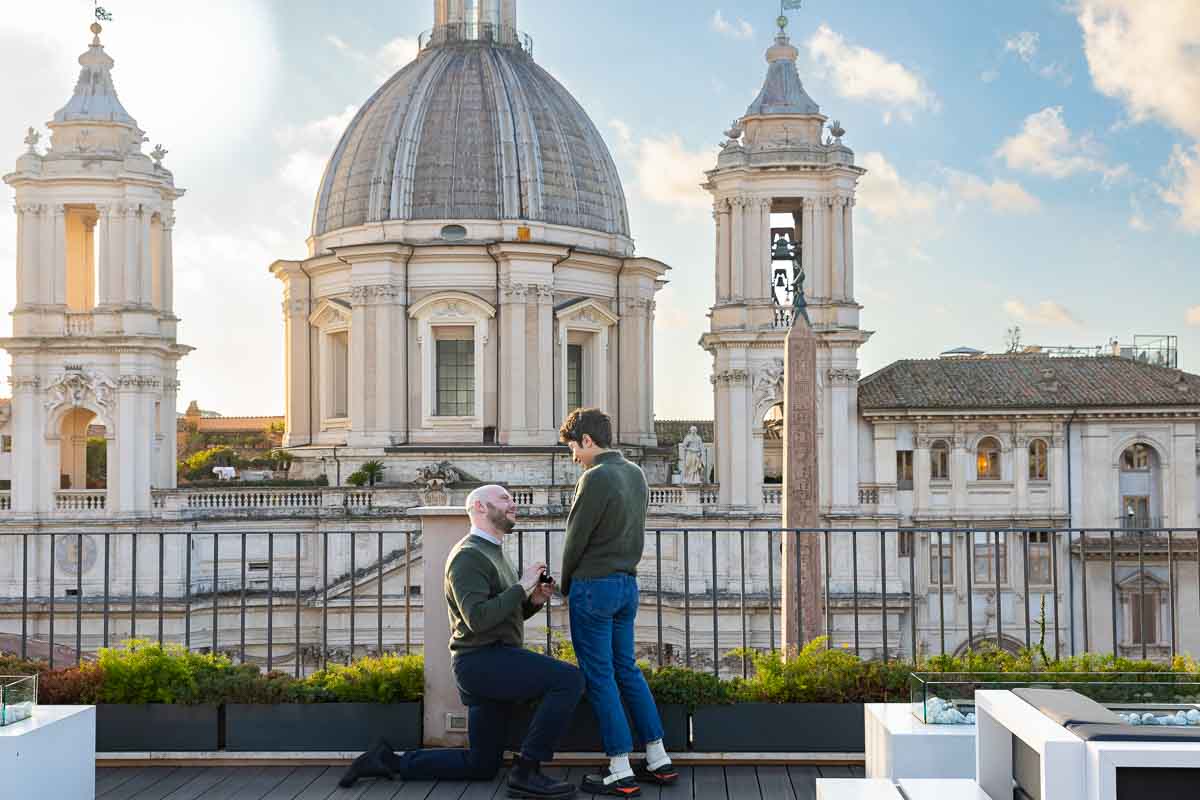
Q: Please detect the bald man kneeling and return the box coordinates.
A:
[340,485,582,799]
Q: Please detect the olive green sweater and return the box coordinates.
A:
[560,450,649,595]
[444,534,542,657]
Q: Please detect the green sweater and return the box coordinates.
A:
[444,534,541,657]
[560,450,649,595]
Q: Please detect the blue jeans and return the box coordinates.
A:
[397,644,584,779]
[569,574,664,756]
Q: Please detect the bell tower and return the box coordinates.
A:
[701,16,871,513]
[1,21,191,515]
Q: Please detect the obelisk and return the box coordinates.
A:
[780,266,823,651]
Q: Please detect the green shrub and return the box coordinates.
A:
[305,654,424,703]
[642,665,732,710]
[346,470,369,487]
[38,664,104,705]
[360,460,386,486]
[95,640,234,705]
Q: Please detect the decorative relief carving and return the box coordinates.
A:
[713,368,750,386]
[43,369,116,415]
[499,280,530,302]
[754,358,785,407]
[118,375,162,390]
[9,376,41,392]
[826,368,860,385]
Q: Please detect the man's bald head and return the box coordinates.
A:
[465,484,517,536]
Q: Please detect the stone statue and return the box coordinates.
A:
[23,127,39,154]
[790,251,810,326]
[681,426,706,484]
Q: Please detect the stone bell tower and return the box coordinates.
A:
[701,16,871,514]
[0,21,191,515]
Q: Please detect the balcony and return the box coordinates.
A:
[64,313,94,336]
[54,490,106,513]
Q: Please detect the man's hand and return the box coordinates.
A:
[530,579,554,607]
[519,562,547,596]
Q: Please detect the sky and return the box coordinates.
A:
[1,0,1198,421]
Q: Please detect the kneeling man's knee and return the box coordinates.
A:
[561,664,585,697]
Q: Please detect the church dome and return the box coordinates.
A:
[312,31,629,239]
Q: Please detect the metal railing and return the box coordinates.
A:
[418,22,533,56]
[1,527,1196,677]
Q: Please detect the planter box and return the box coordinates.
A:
[225,703,422,752]
[692,703,865,753]
[95,704,220,752]
[506,700,687,753]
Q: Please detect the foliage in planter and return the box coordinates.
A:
[346,470,369,487]
[96,640,236,704]
[304,654,424,704]
[640,665,731,711]
[0,653,104,704]
[726,638,910,704]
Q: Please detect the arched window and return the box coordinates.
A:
[930,440,950,481]
[1028,439,1049,481]
[976,436,1001,480]
[1121,444,1152,472]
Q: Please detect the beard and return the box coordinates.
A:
[485,502,515,533]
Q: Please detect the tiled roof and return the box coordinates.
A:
[655,420,714,446]
[858,355,1200,411]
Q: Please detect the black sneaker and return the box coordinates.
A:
[581,768,641,797]
[338,746,394,788]
[632,759,679,785]
[506,760,577,799]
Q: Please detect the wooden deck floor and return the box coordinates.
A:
[95,765,865,800]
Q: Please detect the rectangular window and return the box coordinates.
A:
[436,338,475,416]
[1028,531,1052,585]
[931,445,949,480]
[1131,594,1157,644]
[898,531,914,558]
[1,435,11,453]
[896,450,914,490]
[973,533,1008,584]
[930,534,953,584]
[330,331,349,418]
[567,344,583,412]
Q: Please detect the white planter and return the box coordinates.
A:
[815,778,902,799]
[897,778,995,799]
[0,705,95,800]
[976,690,1086,800]
[865,702,977,780]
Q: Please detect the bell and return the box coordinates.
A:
[770,235,793,261]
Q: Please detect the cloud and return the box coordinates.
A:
[1162,143,1200,231]
[1003,300,1082,327]
[327,34,419,82]
[711,10,754,40]
[806,25,939,122]
[996,106,1127,181]
[275,106,360,194]
[1037,62,1072,86]
[1005,31,1040,63]
[943,169,1041,214]
[1077,0,1200,139]
[980,69,1000,83]
[1187,306,1200,326]
[608,121,714,212]
[856,152,937,219]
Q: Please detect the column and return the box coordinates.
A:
[535,285,555,441]
[830,196,845,302]
[15,205,39,307]
[10,375,42,513]
[1014,435,1029,517]
[96,204,115,306]
[801,198,817,300]
[1051,429,1068,517]
[159,212,175,314]
[754,198,772,300]
[810,197,826,301]
[714,201,730,302]
[643,298,655,441]
[500,0,516,29]
[160,375,179,488]
[124,205,140,306]
[40,204,63,307]
[914,436,932,516]
[499,281,527,442]
[348,287,369,443]
[843,198,856,301]
[828,368,857,509]
[282,294,312,447]
[730,197,745,300]
[951,430,968,513]
[138,207,153,306]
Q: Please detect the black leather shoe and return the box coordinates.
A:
[507,756,576,798]
[338,746,394,788]
[632,759,678,785]
[581,768,641,797]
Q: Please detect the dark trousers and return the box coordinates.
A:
[397,644,584,780]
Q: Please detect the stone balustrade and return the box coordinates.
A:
[53,490,106,512]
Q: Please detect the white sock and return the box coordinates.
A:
[607,754,633,782]
[645,739,670,770]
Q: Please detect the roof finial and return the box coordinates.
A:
[779,0,803,34]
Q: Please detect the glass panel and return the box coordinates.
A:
[897,451,913,490]
[931,443,949,480]
[1028,532,1051,585]
[976,437,1001,480]
[973,535,1008,584]
[0,675,36,727]
[436,339,475,416]
[1131,594,1157,645]
[1029,439,1048,480]
[930,536,953,583]
[330,331,349,418]
[567,344,583,411]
